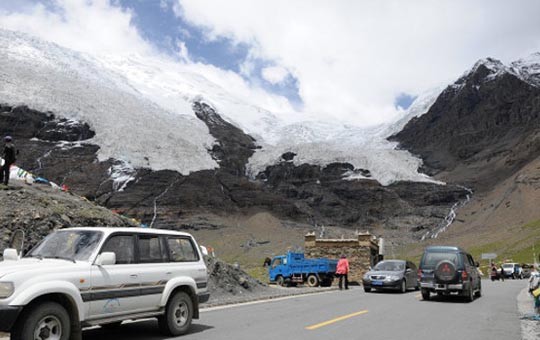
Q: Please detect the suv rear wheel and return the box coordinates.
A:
[465,284,474,302]
[421,289,430,300]
[159,291,193,336]
[12,302,71,340]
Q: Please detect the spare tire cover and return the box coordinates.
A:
[435,260,457,282]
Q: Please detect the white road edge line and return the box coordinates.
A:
[201,289,341,312]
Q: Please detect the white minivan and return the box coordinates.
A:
[0,227,209,340]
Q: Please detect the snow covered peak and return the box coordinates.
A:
[510,52,540,87]
[455,57,510,86]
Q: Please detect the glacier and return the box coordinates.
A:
[0,29,446,186]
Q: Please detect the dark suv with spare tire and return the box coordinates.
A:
[418,246,481,302]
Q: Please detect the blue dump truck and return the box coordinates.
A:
[269,252,338,287]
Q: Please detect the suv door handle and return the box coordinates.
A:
[130,274,138,279]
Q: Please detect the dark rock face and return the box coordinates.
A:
[0,101,468,243]
[391,64,540,192]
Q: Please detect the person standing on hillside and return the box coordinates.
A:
[0,136,18,186]
[336,255,350,290]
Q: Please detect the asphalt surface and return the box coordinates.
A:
[82,279,526,340]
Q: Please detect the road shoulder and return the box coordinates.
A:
[517,287,540,340]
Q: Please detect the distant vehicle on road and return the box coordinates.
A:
[522,264,534,279]
[501,263,523,279]
[418,246,481,302]
[268,252,337,287]
[362,260,419,293]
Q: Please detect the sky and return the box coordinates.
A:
[1,0,540,126]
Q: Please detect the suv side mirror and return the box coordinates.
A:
[3,248,19,261]
[96,252,116,266]
[475,262,480,267]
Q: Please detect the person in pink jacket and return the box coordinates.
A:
[336,255,350,290]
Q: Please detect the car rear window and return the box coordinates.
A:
[422,252,459,268]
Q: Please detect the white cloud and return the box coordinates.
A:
[176,0,540,125]
[261,65,289,85]
[0,0,151,55]
[0,0,295,119]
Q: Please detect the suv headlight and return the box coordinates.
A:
[0,282,14,298]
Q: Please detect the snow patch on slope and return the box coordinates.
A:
[248,89,445,186]
[0,29,217,175]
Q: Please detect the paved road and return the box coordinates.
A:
[83,279,526,340]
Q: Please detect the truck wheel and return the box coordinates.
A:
[306,274,319,287]
[11,302,71,340]
[421,289,430,301]
[320,278,333,287]
[158,291,193,336]
[276,275,285,286]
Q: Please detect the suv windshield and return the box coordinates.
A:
[374,261,404,271]
[27,230,103,262]
[502,264,514,268]
[422,252,459,269]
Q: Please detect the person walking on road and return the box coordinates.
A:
[0,136,18,186]
[499,263,505,282]
[336,255,350,290]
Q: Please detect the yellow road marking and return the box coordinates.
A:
[305,310,369,330]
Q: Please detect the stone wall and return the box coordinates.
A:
[304,232,380,284]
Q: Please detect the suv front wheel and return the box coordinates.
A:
[159,291,194,336]
[11,302,71,340]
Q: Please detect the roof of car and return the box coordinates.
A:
[63,227,193,237]
[424,246,465,252]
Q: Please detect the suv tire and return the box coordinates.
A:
[421,289,430,300]
[159,291,193,336]
[465,283,474,302]
[11,302,71,340]
[435,260,457,282]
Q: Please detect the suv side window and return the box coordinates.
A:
[167,237,199,262]
[467,254,475,266]
[101,235,135,264]
[138,235,165,263]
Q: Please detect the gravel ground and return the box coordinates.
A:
[517,287,540,340]
[202,255,338,307]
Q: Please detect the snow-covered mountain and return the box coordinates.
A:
[0,29,439,186]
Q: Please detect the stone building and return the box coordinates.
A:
[304,232,381,284]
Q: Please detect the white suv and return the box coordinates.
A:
[0,227,209,340]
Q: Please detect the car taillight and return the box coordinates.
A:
[418,269,423,279]
[461,270,468,281]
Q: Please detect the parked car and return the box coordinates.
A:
[502,263,523,279]
[0,227,209,340]
[522,264,534,279]
[418,246,481,302]
[362,260,419,293]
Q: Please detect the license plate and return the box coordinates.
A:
[372,281,383,286]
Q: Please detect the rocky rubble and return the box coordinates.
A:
[0,183,136,258]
